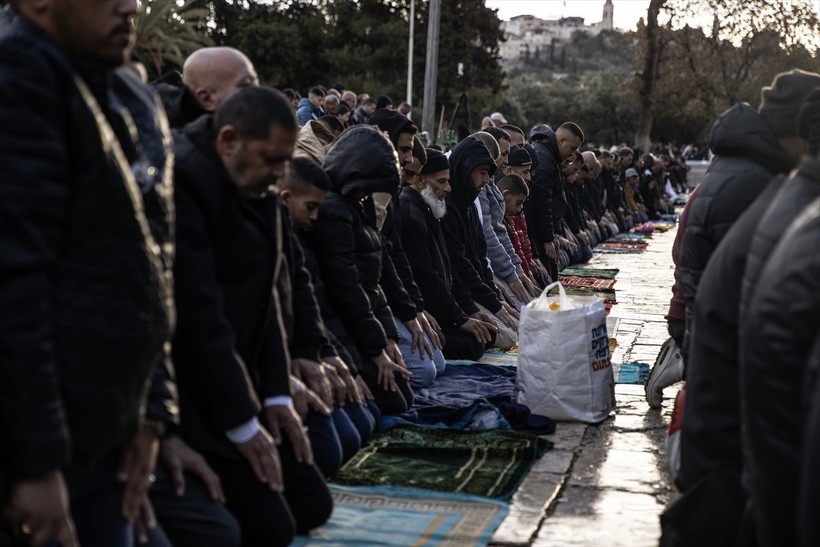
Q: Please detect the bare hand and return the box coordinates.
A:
[291,358,333,408]
[264,404,313,465]
[133,497,158,545]
[324,356,362,405]
[543,242,558,262]
[4,471,78,547]
[235,429,283,492]
[417,312,442,351]
[118,425,160,524]
[161,436,224,501]
[508,279,530,304]
[290,375,331,418]
[459,317,494,344]
[385,338,407,371]
[403,317,433,360]
[521,274,538,299]
[502,301,520,322]
[373,350,411,392]
[422,310,442,334]
[355,374,375,401]
[495,307,518,331]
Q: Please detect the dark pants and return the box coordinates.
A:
[205,439,333,547]
[667,317,686,350]
[60,458,132,547]
[305,406,364,478]
[342,402,376,445]
[440,327,495,362]
[359,361,414,416]
[147,459,241,547]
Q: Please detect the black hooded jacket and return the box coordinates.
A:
[440,137,501,314]
[739,198,820,547]
[304,126,402,360]
[677,103,795,316]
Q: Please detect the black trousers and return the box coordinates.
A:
[440,327,495,362]
[148,459,241,547]
[204,439,333,547]
[358,360,414,416]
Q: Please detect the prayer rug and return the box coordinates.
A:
[477,349,518,367]
[597,241,649,251]
[333,428,553,500]
[563,286,617,302]
[558,275,617,290]
[653,224,676,233]
[292,484,509,547]
[615,233,648,243]
[614,361,651,384]
[559,267,620,279]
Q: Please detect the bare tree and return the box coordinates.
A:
[634,0,666,151]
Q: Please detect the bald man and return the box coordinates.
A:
[153,46,258,128]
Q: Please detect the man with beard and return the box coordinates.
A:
[400,148,497,361]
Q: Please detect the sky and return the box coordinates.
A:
[485,0,653,31]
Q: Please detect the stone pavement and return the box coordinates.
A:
[491,227,681,547]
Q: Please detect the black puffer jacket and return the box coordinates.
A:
[738,197,820,547]
[677,103,795,316]
[305,126,401,360]
[0,9,172,478]
[440,137,501,314]
[677,175,785,492]
[798,331,820,547]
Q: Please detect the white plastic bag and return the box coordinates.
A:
[516,282,614,423]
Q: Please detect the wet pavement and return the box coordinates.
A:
[492,227,680,547]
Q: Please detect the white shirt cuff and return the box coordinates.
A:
[225,417,260,444]
[264,396,293,407]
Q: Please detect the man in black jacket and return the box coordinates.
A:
[171,87,331,547]
[304,126,414,416]
[400,148,498,361]
[153,46,258,129]
[527,123,584,279]
[0,2,177,545]
[441,136,517,348]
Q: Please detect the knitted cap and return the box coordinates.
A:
[758,69,820,137]
[508,145,533,167]
[420,147,450,175]
[625,168,639,178]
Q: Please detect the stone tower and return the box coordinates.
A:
[601,0,614,31]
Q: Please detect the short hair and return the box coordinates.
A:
[318,115,344,134]
[398,101,412,110]
[357,93,370,105]
[281,157,331,194]
[308,86,326,97]
[600,150,614,159]
[497,174,529,196]
[471,131,500,159]
[483,126,511,143]
[500,124,525,138]
[282,88,300,101]
[618,146,634,157]
[335,103,351,116]
[363,97,377,107]
[559,122,585,143]
[214,87,296,139]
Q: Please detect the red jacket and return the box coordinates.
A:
[668,186,699,320]
[505,212,533,275]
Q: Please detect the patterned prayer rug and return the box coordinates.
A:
[563,286,617,302]
[558,275,618,290]
[559,267,620,279]
[333,428,552,500]
[292,485,509,546]
[614,361,651,384]
[614,233,648,243]
[597,241,649,251]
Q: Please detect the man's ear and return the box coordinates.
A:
[280,188,292,203]
[193,87,216,112]
[215,125,240,158]
[501,188,510,198]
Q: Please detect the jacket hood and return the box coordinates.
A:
[293,120,334,165]
[368,109,416,149]
[151,70,206,128]
[323,126,400,196]
[449,136,497,204]
[709,103,794,174]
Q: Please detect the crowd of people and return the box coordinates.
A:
[645,69,820,547]
[7,2,820,547]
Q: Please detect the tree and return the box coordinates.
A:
[134,0,212,79]
[634,0,666,152]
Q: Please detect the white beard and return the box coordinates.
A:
[421,185,447,219]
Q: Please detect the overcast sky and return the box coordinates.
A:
[485,0,653,31]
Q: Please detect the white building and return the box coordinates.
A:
[499,0,614,63]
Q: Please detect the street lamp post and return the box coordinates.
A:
[406,0,414,118]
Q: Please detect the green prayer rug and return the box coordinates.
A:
[333,428,552,500]
[559,267,620,279]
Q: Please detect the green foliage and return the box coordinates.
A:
[134,0,212,79]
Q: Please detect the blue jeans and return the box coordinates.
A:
[395,319,446,388]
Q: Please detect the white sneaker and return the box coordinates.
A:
[645,337,684,408]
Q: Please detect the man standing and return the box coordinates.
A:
[0,0,176,545]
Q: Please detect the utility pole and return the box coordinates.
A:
[422,0,441,143]
[406,0,415,118]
